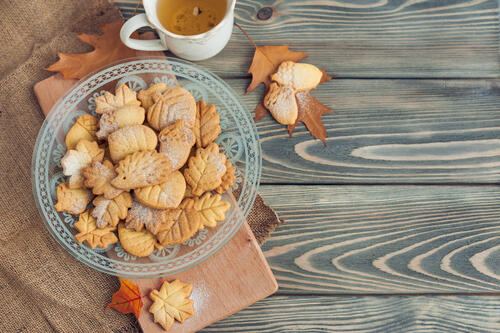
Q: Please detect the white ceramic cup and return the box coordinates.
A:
[120,0,236,61]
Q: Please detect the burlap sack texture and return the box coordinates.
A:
[0,0,283,332]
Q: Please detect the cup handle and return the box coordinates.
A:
[120,14,168,51]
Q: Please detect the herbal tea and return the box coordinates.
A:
[157,0,227,36]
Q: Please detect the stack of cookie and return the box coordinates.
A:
[54,83,235,257]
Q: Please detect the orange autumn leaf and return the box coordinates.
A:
[46,22,137,79]
[105,278,143,319]
[247,45,308,93]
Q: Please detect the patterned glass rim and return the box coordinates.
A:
[31,57,262,278]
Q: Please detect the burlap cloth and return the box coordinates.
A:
[0,1,283,331]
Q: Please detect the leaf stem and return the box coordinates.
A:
[234,22,258,49]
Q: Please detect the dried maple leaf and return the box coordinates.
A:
[105,278,143,319]
[46,22,137,79]
[247,45,307,93]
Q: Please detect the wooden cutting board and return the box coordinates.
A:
[33,34,277,332]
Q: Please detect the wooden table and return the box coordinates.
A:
[116,1,500,331]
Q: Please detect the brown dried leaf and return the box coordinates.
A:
[46,22,137,79]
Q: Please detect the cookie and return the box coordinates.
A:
[158,120,195,171]
[65,114,99,150]
[156,198,201,246]
[193,100,221,148]
[149,279,194,331]
[82,160,124,199]
[108,124,158,162]
[215,161,236,194]
[183,142,226,196]
[96,104,145,140]
[54,182,93,215]
[137,82,168,110]
[118,223,157,257]
[74,209,118,249]
[91,192,133,228]
[61,140,104,188]
[94,83,141,115]
[125,200,170,234]
[270,61,323,92]
[263,82,298,125]
[135,170,185,210]
[147,86,196,131]
[193,192,230,229]
[111,150,172,190]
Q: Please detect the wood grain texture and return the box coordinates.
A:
[115,0,500,78]
[259,185,500,294]
[202,296,500,332]
[225,78,500,184]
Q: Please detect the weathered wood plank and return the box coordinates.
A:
[116,0,500,78]
[259,185,500,294]
[202,295,500,332]
[229,78,500,184]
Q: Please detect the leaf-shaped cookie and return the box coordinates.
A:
[215,161,236,194]
[94,84,141,115]
[147,86,196,131]
[156,199,201,246]
[263,82,298,125]
[193,100,221,148]
[125,200,170,234]
[193,192,230,229]
[54,182,93,215]
[82,160,124,199]
[96,104,145,140]
[158,120,195,171]
[111,151,172,190]
[61,139,104,188]
[183,143,227,196]
[74,209,118,249]
[149,279,194,331]
[118,223,157,257]
[108,125,158,162]
[135,171,186,210]
[65,114,99,150]
[137,82,168,110]
[92,192,133,228]
[270,61,323,92]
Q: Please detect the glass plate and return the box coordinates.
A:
[31,57,261,278]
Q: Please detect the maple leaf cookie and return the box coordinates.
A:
[149,279,194,331]
[94,84,141,115]
[111,150,172,190]
[135,170,186,210]
[82,160,124,199]
[74,209,118,249]
[65,114,99,150]
[147,86,196,131]
[156,199,201,246]
[61,139,104,188]
[91,192,133,228]
[158,120,195,171]
[108,124,158,162]
[183,142,226,196]
[270,61,323,92]
[263,82,298,125]
[125,200,169,234]
[54,182,93,215]
[215,161,236,194]
[193,100,221,148]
